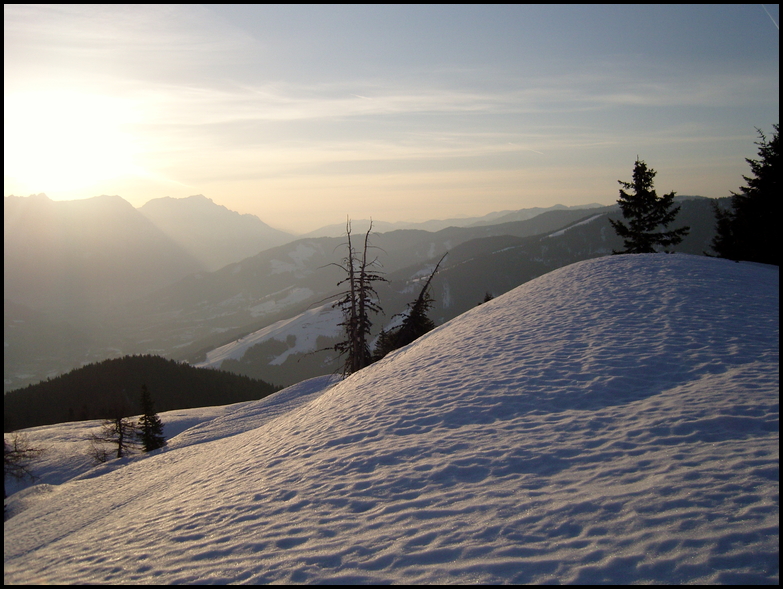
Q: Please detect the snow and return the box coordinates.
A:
[195,303,342,368]
[248,286,314,318]
[270,243,320,274]
[546,213,604,237]
[4,254,778,584]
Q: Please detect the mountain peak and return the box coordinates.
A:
[138,195,293,271]
[185,194,212,202]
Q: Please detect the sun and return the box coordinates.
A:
[3,89,146,196]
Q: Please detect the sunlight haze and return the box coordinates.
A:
[4,4,779,233]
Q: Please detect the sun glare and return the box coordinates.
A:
[4,90,145,196]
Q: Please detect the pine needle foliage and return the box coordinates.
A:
[711,124,779,265]
[137,384,166,453]
[609,159,689,254]
[373,253,446,361]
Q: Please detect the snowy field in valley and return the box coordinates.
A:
[4,254,778,584]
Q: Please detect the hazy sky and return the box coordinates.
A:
[4,5,779,233]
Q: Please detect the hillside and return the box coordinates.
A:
[3,355,279,432]
[4,201,611,392]
[4,254,778,584]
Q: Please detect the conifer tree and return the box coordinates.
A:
[137,384,166,452]
[478,291,494,305]
[711,124,779,265]
[609,159,689,254]
[373,253,445,361]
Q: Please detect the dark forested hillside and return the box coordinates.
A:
[4,355,280,432]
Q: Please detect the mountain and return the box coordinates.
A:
[3,193,291,392]
[3,194,205,318]
[71,208,598,375]
[4,254,778,584]
[139,195,294,272]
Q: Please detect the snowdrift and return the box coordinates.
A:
[4,254,779,584]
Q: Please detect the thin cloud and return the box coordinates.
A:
[761,4,779,30]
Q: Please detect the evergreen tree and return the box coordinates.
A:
[609,159,689,254]
[711,124,779,265]
[373,254,445,361]
[330,219,388,375]
[137,384,166,452]
[478,291,494,305]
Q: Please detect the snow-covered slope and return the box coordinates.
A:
[4,254,778,584]
[195,304,342,369]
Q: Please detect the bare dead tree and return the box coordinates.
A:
[88,393,139,462]
[329,218,388,375]
[4,433,45,499]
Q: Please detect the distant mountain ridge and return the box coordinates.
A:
[189,198,722,387]
[298,203,606,237]
[3,193,295,316]
[3,193,204,317]
[139,194,294,271]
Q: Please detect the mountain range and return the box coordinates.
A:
[4,193,725,391]
[296,203,605,237]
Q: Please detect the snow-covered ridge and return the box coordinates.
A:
[546,212,604,237]
[195,303,342,368]
[4,254,778,584]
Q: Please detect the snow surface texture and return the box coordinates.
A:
[3,375,340,497]
[4,254,779,584]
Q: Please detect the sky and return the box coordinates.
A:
[3,5,780,233]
